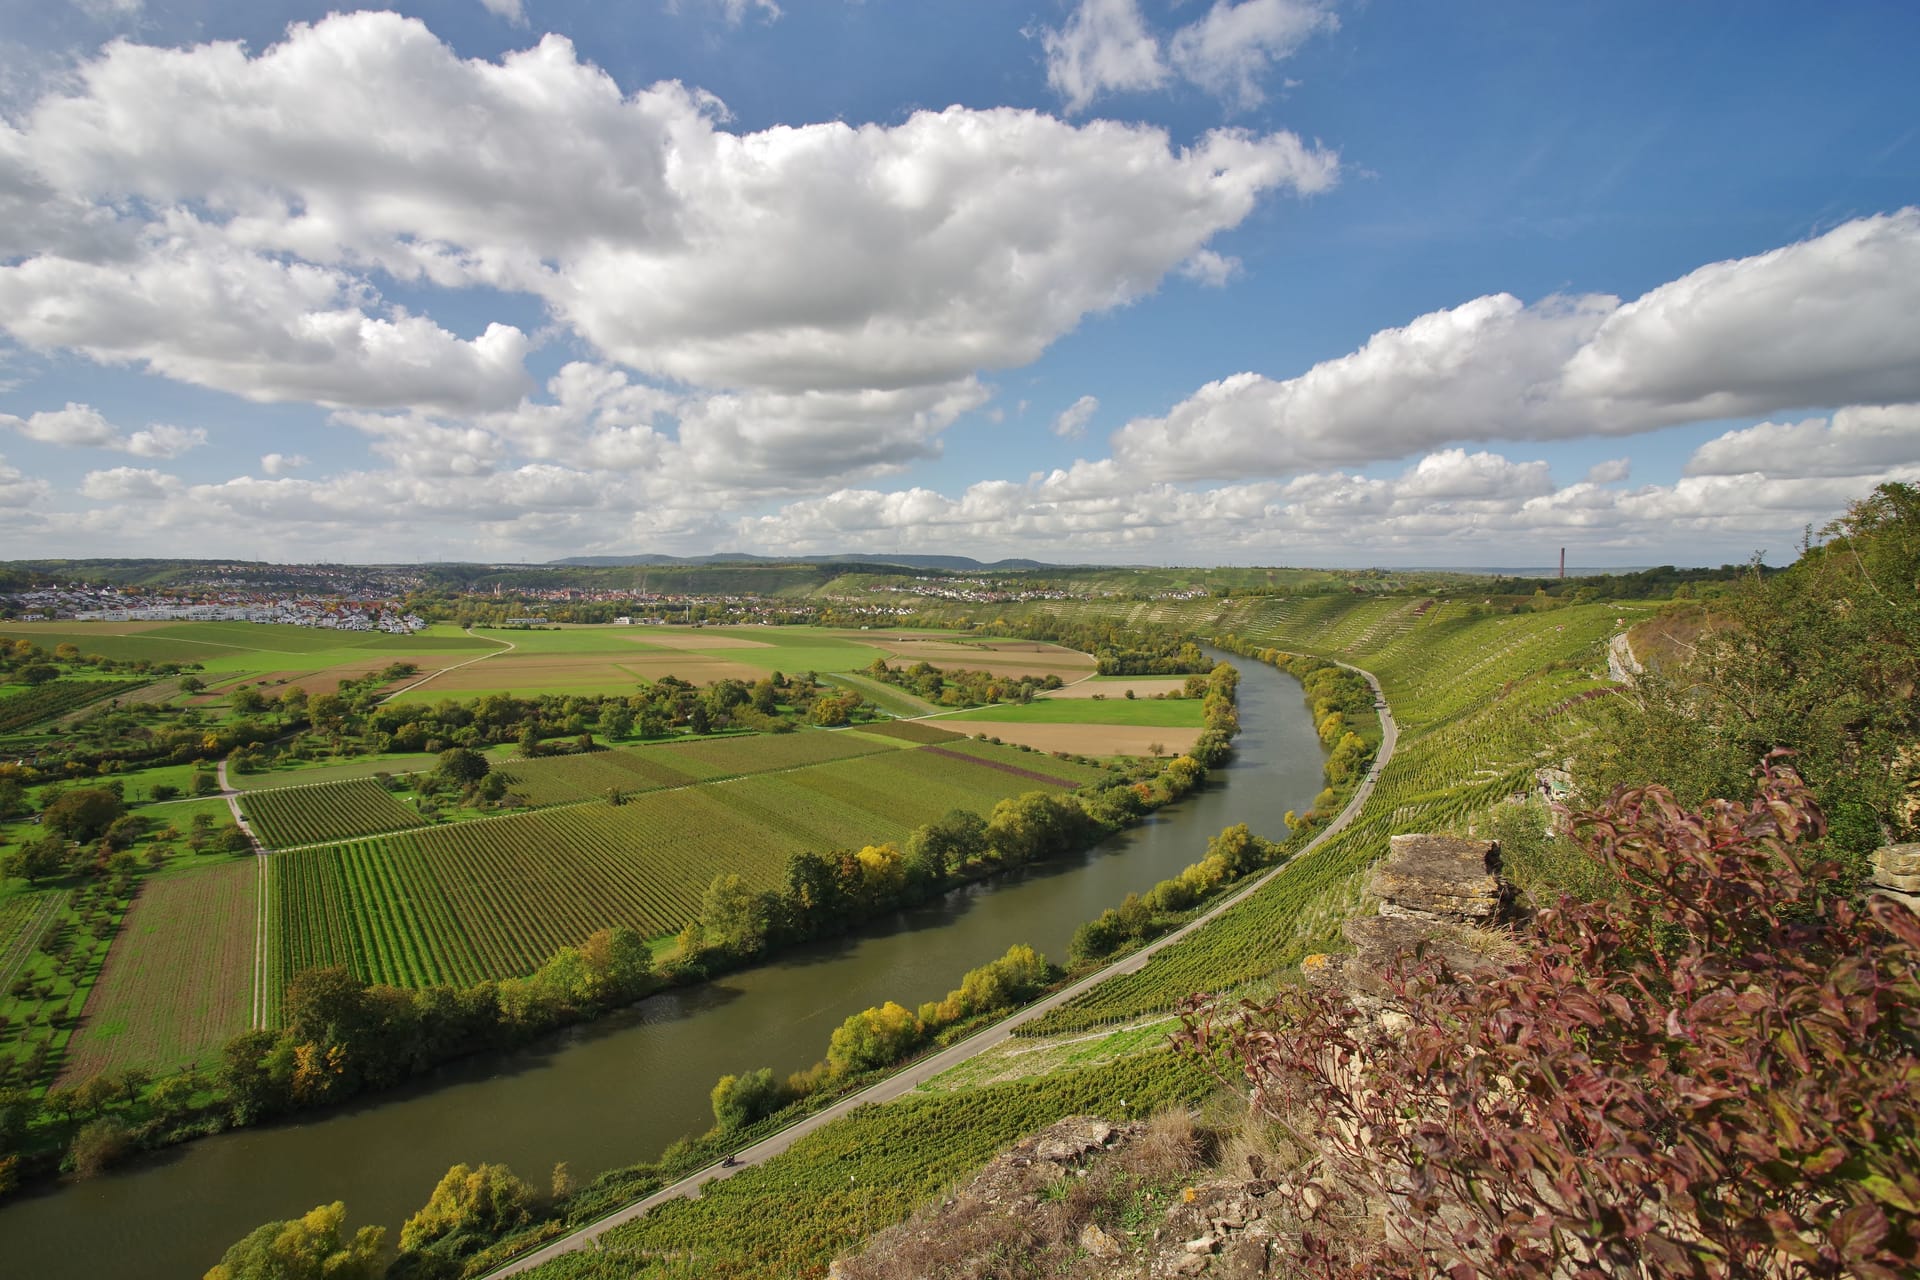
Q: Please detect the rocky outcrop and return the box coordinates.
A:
[1370,833,1512,921]
[1331,833,1518,994]
[827,1115,1141,1280]
[1871,842,1920,912]
[831,835,1526,1280]
[1607,630,1643,684]
[827,1115,1309,1280]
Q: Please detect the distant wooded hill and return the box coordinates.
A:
[548,552,1064,571]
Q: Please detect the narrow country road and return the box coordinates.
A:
[485,661,1399,1278]
[214,759,272,1029]
[381,632,516,703]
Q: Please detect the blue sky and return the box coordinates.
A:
[0,0,1915,567]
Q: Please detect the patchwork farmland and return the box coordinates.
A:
[264,737,1112,1000]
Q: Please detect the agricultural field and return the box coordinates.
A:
[526,1053,1213,1280]
[240,778,430,848]
[822,671,940,717]
[937,694,1206,757]
[0,891,66,1003]
[492,731,899,807]
[386,625,1097,702]
[0,879,131,1089]
[947,722,1203,757]
[944,699,1204,727]
[493,750,701,807]
[58,860,257,1080]
[227,751,443,792]
[0,619,504,692]
[1043,676,1189,698]
[0,678,149,733]
[858,632,1099,680]
[266,738,1113,995]
[847,720,966,745]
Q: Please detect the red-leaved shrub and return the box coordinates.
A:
[1177,758,1920,1278]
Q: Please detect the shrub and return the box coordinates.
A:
[827,1001,924,1076]
[69,1117,133,1178]
[1177,758,1920,1279]
[398,1161,535,1254]
[710,1067,784,1131]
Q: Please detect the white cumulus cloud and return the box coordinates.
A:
[478,0,528,25]
[1684,404,1920,479]
[1114,211,1920,480]
[80,466,183,502]
[1563,209,1920,419]
[125,425,207,459]
[0,10,1334,428]
[1042,0,1334,114]
[0,402,121,448]
[1169,0,1338,110]
[1,402,207,457]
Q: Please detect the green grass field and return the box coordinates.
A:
[941,698,1204,727]
[822,671,942,717]
[58,859,256,1080]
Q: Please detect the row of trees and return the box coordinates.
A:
[0,637,189,681]
[862,658,1064,708]
[1069,822,1281,964]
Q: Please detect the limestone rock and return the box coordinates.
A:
[1872,843,1920,898]
[1874,842,1920,879]
[1343,915,1509,987]
[1874,887,1920,915]
[1079,1221,1124,1260]
[1371,834,1512,922]
[1035,1118,1115,1162]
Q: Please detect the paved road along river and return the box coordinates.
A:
[0,648,1327,1280]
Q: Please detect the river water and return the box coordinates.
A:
[0,651,1325,1279]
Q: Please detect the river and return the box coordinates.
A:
[0,650,1325,1279]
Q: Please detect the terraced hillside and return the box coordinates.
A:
[1017,595,1639,1035]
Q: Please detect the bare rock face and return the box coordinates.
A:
[1035,1118,1116,1163]
[1370,834,1512,922]
[1871,842,1920,909]
[1151,1179,1290,1278]
[1334,833,1519,994]
[1343,915,1505,990]
[830,1117,1309,1280]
